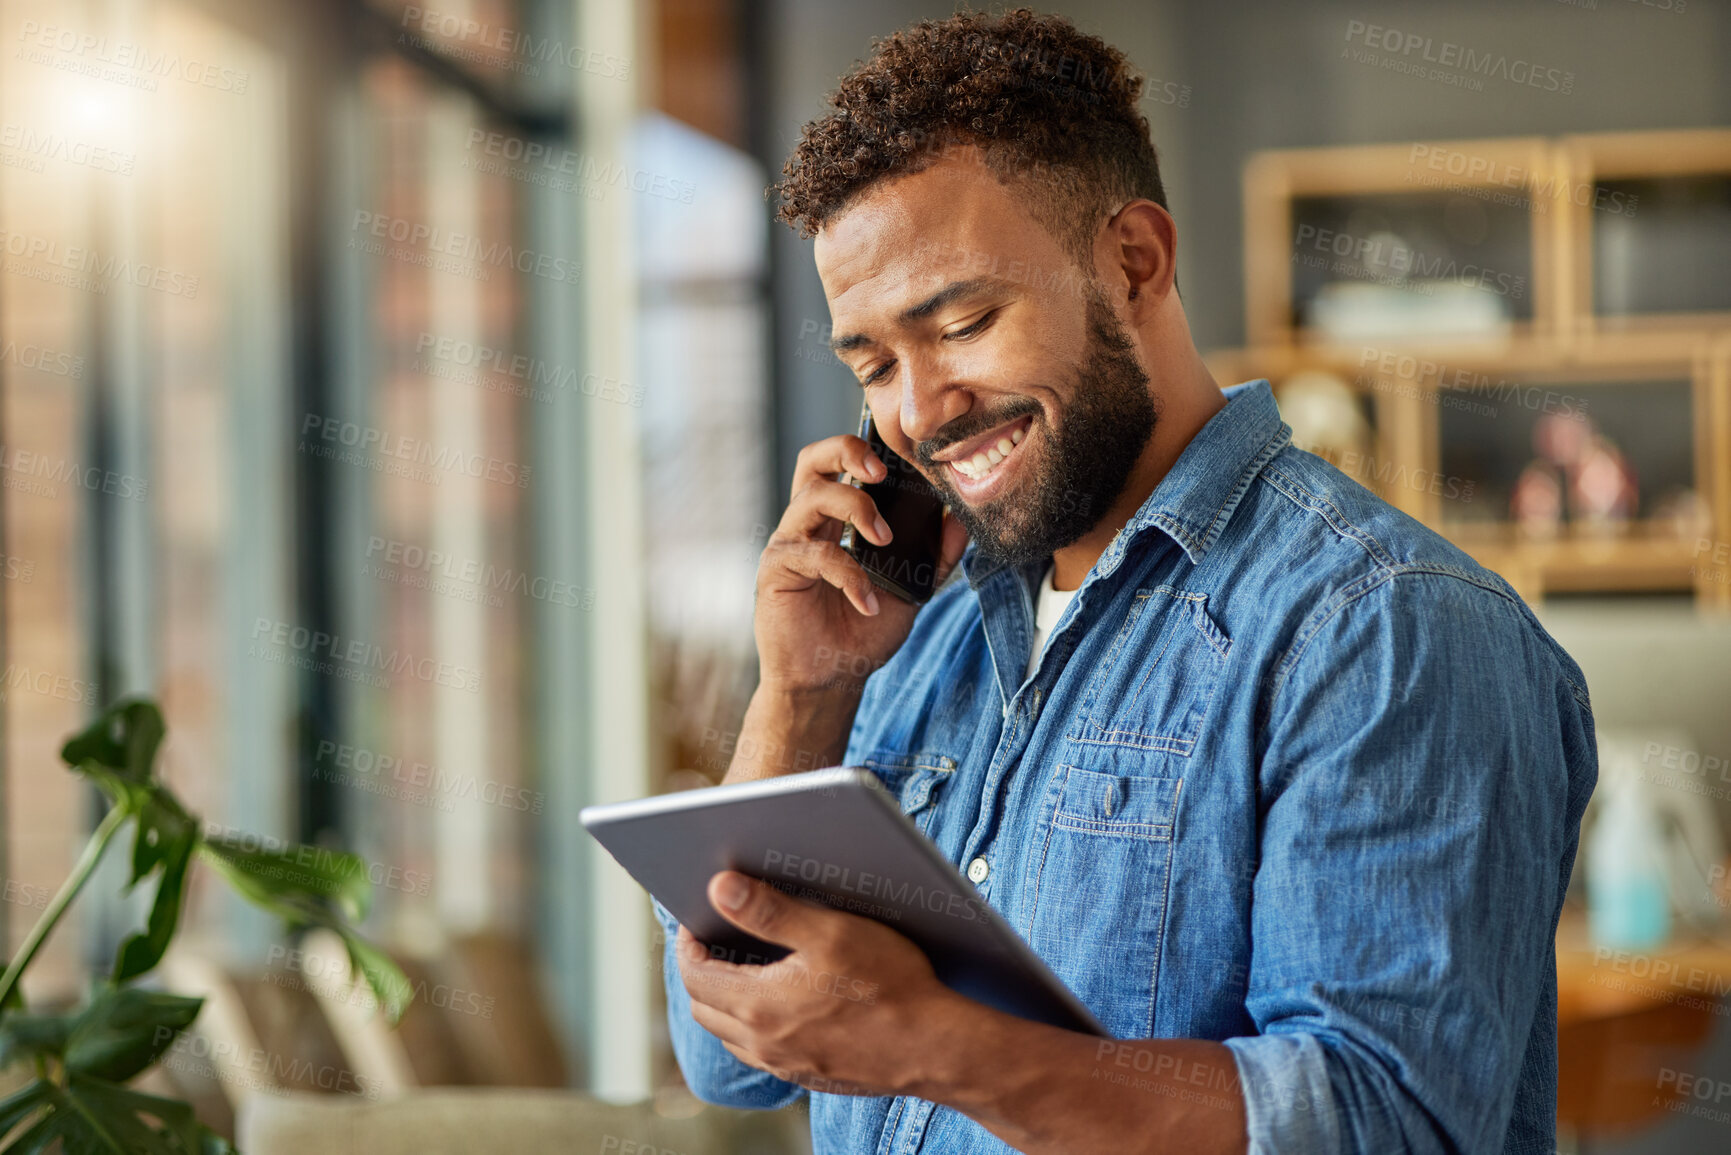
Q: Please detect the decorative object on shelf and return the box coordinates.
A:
[1527,411,1639,536]
[1533,409,1593,469]
[1230,131,1731,602]
[1571,434,1640,536]
[1651,486,1713,542]
[1309,280,1511,343]
[0,699,410,1154]
[1511,461,1564,541]
[1272,370,1368,466]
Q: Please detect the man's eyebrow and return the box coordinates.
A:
[828,277,1003,353]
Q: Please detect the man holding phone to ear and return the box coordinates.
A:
[658,9,1596,1154]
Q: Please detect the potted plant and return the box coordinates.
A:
[0,699,410,1152]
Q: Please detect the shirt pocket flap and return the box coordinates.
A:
[1067,587,1231,757]
[1052,765,1180,842]
[860,750,957,818]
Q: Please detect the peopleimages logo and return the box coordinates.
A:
[0,228,200,297]
[413,332,643,408]
[1404,144,1637,217]
[1355,346,1591,420]
[760,848,989,924]
[0,338,84,378]
[399,6,630,80]
[364,534,593,611]
[200,823,433,898]
[463,129,695,204]
[298,414,531,488]
[1293,223,1527,300]
[1342,20,1576,94]
[155,1031,380,1100]
[313,737,545,815]
[0,445,149,501]
[349,210,581,286]
[248,617,482,693]
[15,19,251,94]
[1,663,100,706]
[0,122,135,175]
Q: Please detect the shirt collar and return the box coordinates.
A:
[963,379,1289,587]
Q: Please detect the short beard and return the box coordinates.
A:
[918,291,1156,568]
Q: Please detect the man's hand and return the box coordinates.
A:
[676,870,965,1097]
[756,435,968,699]
[674,871,1248,1154]
[723,435,967,782]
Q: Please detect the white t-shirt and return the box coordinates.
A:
[1025,563,1079,679]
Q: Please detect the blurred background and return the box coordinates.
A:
[0,0,1728,1151]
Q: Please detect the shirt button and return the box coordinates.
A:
[967,856,990,883]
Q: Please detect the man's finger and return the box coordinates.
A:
[760,538,881,616]
[791,434,884,498]
[679,930,780,1018]
[707,870,836,950]
[687,988,755,1043]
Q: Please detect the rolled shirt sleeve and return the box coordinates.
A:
[1225,570,1595,1153]
[653,896,809,1110]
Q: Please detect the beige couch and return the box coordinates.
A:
[237,1087,812,1155]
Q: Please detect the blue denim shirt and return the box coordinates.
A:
[658,380,1597,1154]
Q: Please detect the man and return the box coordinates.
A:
[656,9,1596,1153]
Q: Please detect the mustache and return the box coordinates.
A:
[914,398,1043,468]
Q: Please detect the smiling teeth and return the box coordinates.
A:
[954,424,1027,480]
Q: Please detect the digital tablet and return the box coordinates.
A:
[580,766,1108,1037]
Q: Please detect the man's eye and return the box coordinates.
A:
[861,361,895,386]
[946,310,997,341]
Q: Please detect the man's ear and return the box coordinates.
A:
[1104,200,1177,311]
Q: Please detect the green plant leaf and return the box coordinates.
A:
[0,1081,52,1142]
[197,837,411,1023]
[113,824,198,984]
[64,1075,204,1153]
[0,697,408,1154]
[334,926,414,1023]
[0,1001,214,1152]
[63,987,203,1084]
[95,758,200,986]
[196,1125,238,1155]
[199,835,372,925]
[0,1110,59,1154]
[128,793,197,886]
[0,1074,195,1154]
[60,700,165,785]
[0,1011,72,1071]
[61,700,180,827]
[69,762,151,818]
[0,1086,143,1154]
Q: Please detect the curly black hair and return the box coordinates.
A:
[773,8,1168,269]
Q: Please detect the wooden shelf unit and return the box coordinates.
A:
[1220,131,1731,605]
[1556,128,1731,343]
[1243,136,1559,348]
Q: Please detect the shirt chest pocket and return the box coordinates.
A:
[860,750,956,837]
[1066,586,1230,765]
[1025,765,1182,1040]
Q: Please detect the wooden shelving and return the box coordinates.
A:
[1217,131,1731,605]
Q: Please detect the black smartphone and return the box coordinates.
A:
[839,403,947,605]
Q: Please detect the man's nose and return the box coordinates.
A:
[896,353,968,446]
